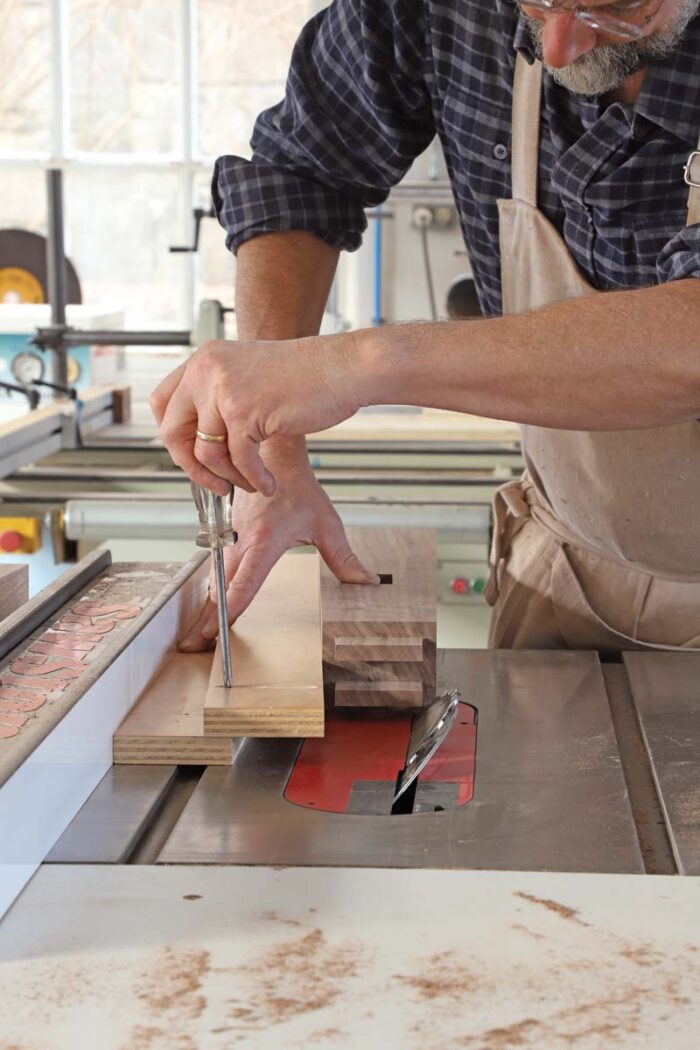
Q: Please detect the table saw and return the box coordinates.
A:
[0,547,698,1048]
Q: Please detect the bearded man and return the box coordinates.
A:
[153,0,700,653]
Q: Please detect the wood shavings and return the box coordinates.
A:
[514,890,590,927]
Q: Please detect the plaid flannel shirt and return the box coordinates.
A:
[213,0,700,316]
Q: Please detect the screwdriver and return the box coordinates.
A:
[191,482,237,688]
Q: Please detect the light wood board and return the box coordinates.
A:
[114,653,233,765]
[204,552,324,738]
[0,564,28,623]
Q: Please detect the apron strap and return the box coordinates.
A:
[484,479,532,606]
[511,54,543,207]
[687,141,700,226]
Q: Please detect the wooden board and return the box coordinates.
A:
[114,653,233,765]
[204,552,324,738]
[321,528,437,708]
[325,644,436,708]
[0,564,28,623]
[321,527,436,653]
[334,680,425,708]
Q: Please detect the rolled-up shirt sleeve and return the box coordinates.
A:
[657,221,700,283]
[212,0,435,254]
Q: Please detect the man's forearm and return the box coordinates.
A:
[236,231,339,458]
[355,279,700,430]
[235,231,339,341]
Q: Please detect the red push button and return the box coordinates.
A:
[0,531,23,553]
[450,577,469,595]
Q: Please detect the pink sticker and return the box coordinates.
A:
[0,711,30,727]
[0,694,45,712]
[10,657,82,679]
[0,725,19,739]
[40,631,97,651]
[15,651,84,671]
[30,641,89,661]
[0,685,45,703]
[73,600,141,621]
[53,619,114,637]
[2,674,69,692]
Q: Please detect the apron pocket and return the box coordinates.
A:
[549,544,699,652]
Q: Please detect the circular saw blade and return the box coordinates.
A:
[0,229,81,305]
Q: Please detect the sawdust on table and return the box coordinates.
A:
[458,1019,541,1049]
[127,1028,197,1050]
[508,922,546,941]
[392,950,482,1002]
[135,945,210,1023]
[513,890,589,927]
[307,1027,343,1043]
[224,926,371,1031]
[257,909,303,927]
[400,923,698,1050]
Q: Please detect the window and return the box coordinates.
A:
[1,0,312,328]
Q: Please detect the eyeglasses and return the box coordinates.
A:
[520,0,667,40]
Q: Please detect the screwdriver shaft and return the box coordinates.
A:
[214,546,233,688]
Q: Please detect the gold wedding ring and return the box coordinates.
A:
[196,429,227,444]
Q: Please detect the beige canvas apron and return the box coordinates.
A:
[487,54,700,651]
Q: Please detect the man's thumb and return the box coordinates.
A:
[319,532,381,585]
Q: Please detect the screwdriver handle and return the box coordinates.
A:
[190,482,237,549]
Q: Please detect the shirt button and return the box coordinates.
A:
[493,143,509,161]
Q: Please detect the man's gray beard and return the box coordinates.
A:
[523,0,699,95]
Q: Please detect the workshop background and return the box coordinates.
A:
[1,5,699,1042]
[0,0,518,644]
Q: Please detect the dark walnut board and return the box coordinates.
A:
[321,527,437,709]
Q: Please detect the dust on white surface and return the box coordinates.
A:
[0,867,698,1050]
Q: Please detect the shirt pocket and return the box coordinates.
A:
[439,89,513,189]
[632,211,690,285]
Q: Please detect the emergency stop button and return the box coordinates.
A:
[0,531,23,553]
[0,517,41,554]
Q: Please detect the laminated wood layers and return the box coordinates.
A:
[114,652,233,765]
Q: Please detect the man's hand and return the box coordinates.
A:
[150,334,365,499]
[178,439,379,651]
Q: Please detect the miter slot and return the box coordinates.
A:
[125,766,206,865]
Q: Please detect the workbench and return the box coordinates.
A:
[1,866,698,1049]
